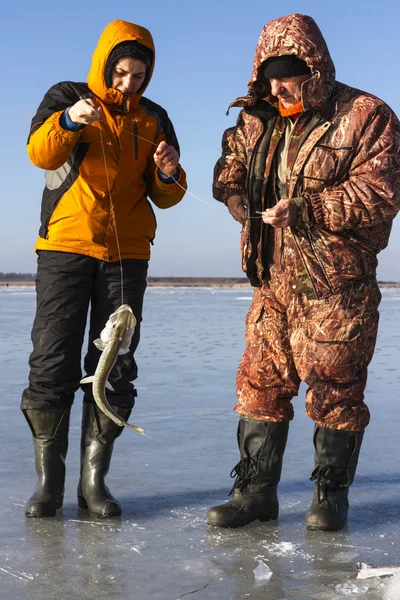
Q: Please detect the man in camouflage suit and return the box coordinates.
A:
[207,14,400,531]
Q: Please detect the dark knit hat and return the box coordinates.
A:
[263,55,311,79]
[104,40,153,88]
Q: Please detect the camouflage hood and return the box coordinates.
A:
[241,14,336,112]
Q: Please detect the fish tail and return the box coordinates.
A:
[126,422,145,435]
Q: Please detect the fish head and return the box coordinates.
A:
[94,304,136,352]
[114,304,137,337]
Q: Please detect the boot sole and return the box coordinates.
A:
[207,513,278,528]
[306,523,345,532]
[78,495,122,518]
[25,496,64,518]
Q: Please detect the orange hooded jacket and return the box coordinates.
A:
[27,20,187,262]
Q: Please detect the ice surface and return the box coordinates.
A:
[383,574,400,600]
[335,581,370,595]
[357,563,400,579]
[253,560,273,581]
[0,285,400,600]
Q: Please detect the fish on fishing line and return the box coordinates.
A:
[81,304,145,435]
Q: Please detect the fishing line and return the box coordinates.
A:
[97,115,125,305]
[96,113,263,329]
[97,118,263,220]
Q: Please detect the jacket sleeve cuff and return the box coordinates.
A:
[155,166,186,192]
[157,167,180,184]
[60,109,85,132]
[221,184,247,206]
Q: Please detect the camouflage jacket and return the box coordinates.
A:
[213,14,400,298]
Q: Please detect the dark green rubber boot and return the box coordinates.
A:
[306,425,364,531]
[207,417,289,528]
[77,403,131,518]
[24,409,70,518]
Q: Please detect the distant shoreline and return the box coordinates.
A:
[1,278,400,288]
[0,279,251,288]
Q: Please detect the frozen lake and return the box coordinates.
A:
[1,285,400,600]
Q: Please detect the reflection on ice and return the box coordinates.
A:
[1,285,400,600]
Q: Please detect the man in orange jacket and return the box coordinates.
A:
[22,20,187,519]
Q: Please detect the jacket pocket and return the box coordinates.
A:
[293,315,377,383]
[242,300,286,386]
[308,318,361,343]
[302,144,353,191]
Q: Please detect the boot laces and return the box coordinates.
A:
[310,465,349,503]
[229,457,258,495]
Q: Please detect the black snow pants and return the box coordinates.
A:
[21,251,148,411]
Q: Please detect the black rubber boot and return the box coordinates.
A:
[77,403,131,518]
[207,417,289,528]
[24,409,70,518]
[306,425,364,531]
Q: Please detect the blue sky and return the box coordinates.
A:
[2,0,400,280]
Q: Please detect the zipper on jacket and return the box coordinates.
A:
[132,120,139,159]
[288,116,333,295]
[246,128,265,203]
[280,229,285,270]
[278,117,295,272]
[245,122,267,281]
[291,113,327,181]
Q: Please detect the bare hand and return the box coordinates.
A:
[227,194,247,224]
[154,141,179,177]
[68,97,102,125]
[261,199,297,228]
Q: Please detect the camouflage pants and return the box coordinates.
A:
[235,271,381,431]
